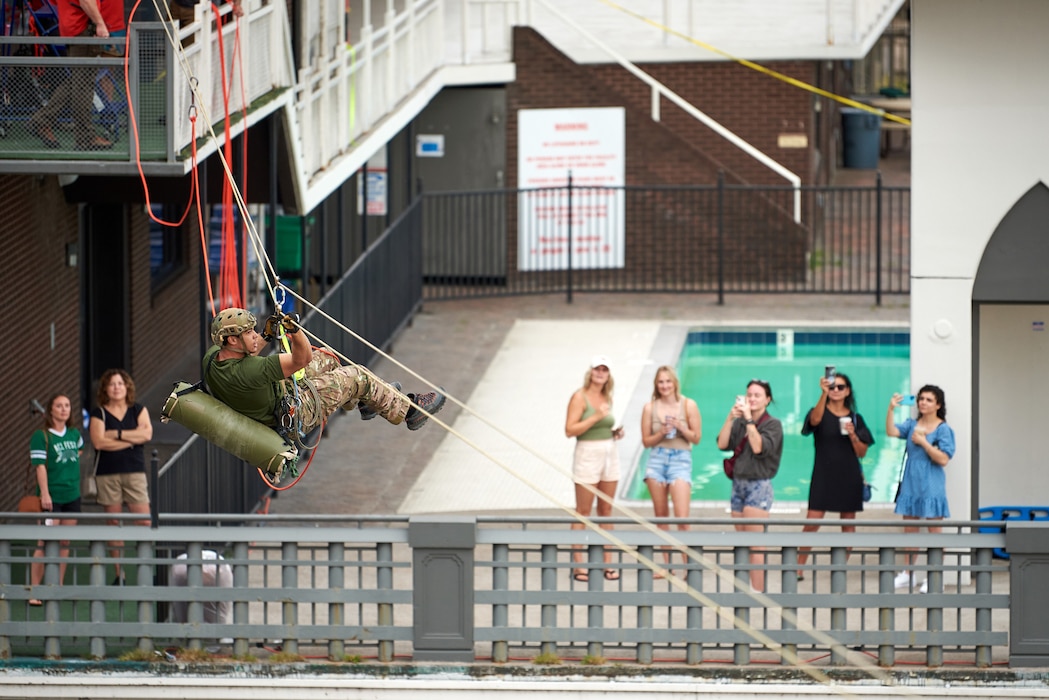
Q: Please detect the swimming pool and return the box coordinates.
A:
[625,328,910,508]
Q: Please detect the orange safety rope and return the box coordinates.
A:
[122,1,325,490]
[257,427,320,491]
[234,15,249,297]
[255,344,340,490]
[125,0,215,313]
[212,2,242,309]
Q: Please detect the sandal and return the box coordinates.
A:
[572,570,589,583]
[603,569,620,581]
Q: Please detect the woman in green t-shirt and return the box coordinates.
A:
[28,394,83,606]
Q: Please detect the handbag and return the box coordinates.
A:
[82,407,103,500]
[723,413,769,479]
[82,451,100,501]
[862,481,873,503]
[893,447,907,503]
[18,494,43,513]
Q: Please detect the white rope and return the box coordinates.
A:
[150,4,932,687]
[279,285,911,691]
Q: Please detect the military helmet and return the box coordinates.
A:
[211,307,257,346]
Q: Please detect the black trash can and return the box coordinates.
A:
[841,108,881,169]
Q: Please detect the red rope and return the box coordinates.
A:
[233,16,249,292]
[125,0,214,312]
[212,2,241,309]
[257,427,320,491]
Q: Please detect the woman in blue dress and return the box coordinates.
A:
[886,385,955,591]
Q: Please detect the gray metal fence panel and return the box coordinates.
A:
[2,514,1013,667]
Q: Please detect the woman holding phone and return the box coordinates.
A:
[796,371,874,579]
[887,385,955,591]
[716,379,784,593]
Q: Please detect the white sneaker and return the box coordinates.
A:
[918,578,929,593]
[894,571,913,589]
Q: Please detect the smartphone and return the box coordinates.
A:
[899,395,916,406]
[824,365,836,382]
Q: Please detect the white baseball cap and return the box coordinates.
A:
[590,354,612,370]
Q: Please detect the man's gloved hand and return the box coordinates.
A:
[261,314,281,342]
[262,312,300,341]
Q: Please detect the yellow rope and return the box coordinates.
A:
[596,0,911,126]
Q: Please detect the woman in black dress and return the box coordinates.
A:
[796,372,873,578]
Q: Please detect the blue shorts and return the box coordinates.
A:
[731,478,774,513]
[644,447,693,486]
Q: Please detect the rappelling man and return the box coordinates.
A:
[203,307,445,436]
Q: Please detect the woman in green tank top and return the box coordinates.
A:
[564,355,625,583]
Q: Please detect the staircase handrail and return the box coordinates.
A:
[530,0,802,223]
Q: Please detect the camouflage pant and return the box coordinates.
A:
[282,349,409,432]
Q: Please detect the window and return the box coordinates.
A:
[149,204,186,289]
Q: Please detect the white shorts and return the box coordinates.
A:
[572,439,621,484]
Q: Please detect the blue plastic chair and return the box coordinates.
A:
[977,506,1049,559]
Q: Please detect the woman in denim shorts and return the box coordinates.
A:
[716,379,784,592]
[640,366,701,577]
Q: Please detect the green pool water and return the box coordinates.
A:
[626,329,910,506]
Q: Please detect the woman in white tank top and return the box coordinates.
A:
[640,365,701,578]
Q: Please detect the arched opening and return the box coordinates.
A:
[972,182,1049,513]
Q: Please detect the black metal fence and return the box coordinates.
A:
[155,200,423,515]
[155,175,907,515]
[421,175,909,304]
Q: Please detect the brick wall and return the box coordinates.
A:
[0,172,206,508]
[126,202,201,394]
[1,174,82,509]
[506,28,807,287]
[509,28,817,188]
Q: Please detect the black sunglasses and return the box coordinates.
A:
[829,383,848,390]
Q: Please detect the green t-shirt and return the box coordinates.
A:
[29,427,83,504]
[203,345,287,425]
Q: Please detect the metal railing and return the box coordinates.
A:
[0,9,293,168]
[4,514,1013,667]
[154,200,424,515]
[422,177,910,304]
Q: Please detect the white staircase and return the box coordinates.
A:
[186,0,905,212]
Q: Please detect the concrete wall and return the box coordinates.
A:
[978,305,1049,506]
[912,0,1049,515]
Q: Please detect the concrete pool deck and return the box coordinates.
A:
[267,293,910,518]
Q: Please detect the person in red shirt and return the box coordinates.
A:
[29,0,126,150]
